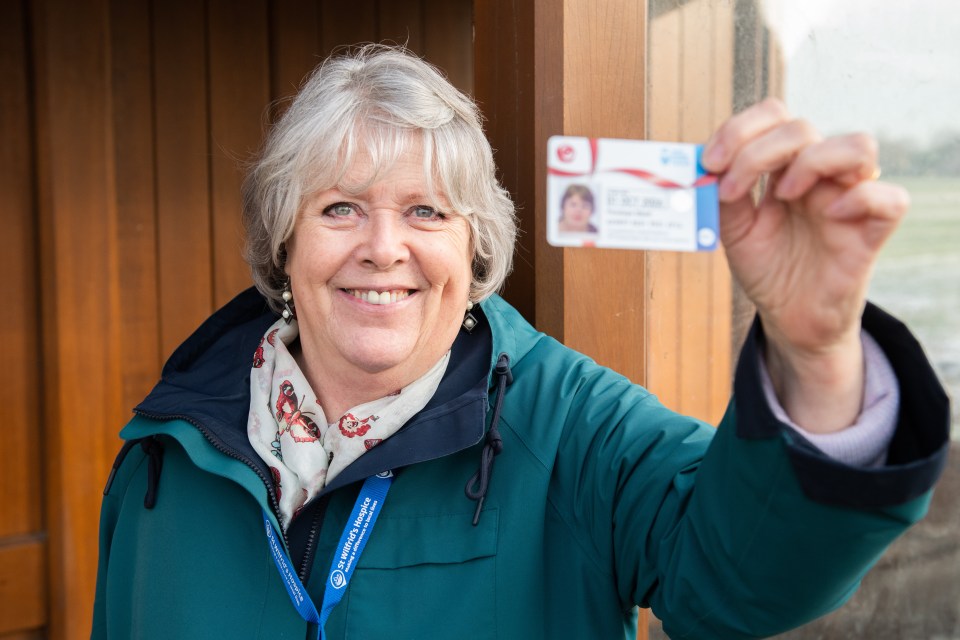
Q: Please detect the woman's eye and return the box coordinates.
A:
[323,202,356,217]
[411,205,442,220]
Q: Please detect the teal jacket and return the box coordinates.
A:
[92,289,949,639]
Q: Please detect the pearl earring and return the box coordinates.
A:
[281,281,295,323]
[462,300,477,332]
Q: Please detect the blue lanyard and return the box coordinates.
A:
[262,471,394,639]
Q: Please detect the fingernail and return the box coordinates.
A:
[775,176,795,200]
[703,143,726,169]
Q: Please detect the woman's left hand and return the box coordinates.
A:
[701,98,909,433]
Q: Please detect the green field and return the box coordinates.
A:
[868,176,960,438]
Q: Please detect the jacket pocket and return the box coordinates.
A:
[343,507,498,639]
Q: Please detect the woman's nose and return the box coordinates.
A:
[358,213,410,269]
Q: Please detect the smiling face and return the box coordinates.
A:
[284,139,473,410]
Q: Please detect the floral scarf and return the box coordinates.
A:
[247,318,449,530]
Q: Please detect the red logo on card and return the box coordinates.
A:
[557,144,575,163]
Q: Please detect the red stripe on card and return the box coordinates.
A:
[548,166,718,189]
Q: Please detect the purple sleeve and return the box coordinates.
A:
[758,331,899,467]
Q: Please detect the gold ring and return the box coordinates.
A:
[869,167,882,181]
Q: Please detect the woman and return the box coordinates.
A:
[558,183,598,233]
[93,46,949,639]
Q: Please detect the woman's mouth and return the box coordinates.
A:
[346,289,412,305]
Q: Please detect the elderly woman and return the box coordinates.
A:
[93,46,948,639]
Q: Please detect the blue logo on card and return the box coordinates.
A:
[660,148,691,167]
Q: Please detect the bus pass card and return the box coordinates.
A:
[547,136,719,251]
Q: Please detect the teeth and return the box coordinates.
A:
[350,289,410,305]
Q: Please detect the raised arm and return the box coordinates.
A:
[701,98,909,433]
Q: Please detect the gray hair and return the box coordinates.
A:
[242,44,517,313]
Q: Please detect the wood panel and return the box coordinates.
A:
[378,0,424,53]
[110,0,162,412]
[529,0,565,338]
[645,0,733,424]
[0,0,43,543]
[646,2,683,411]
[208,0,270,308]
[677,0,718,421]
[422,0,473,94]
[320,0,378,57]
[0,632,45,640]
[152,0,213,357]
[680,0,733,423]
[474,0,545,326]
[562,0,648,386]
[269,0,472,121]
[0,538,46,635]
[270,0,321,114]
[32,0,123,636]
[0,1,48,634]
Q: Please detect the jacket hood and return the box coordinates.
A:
[478,293,545,380]
[133,288,277,461]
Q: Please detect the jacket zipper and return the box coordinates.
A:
[132,409,290,549]
[297,493,331,583]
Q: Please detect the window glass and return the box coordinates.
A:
[650,0,957,438]
[765,0,960,439]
